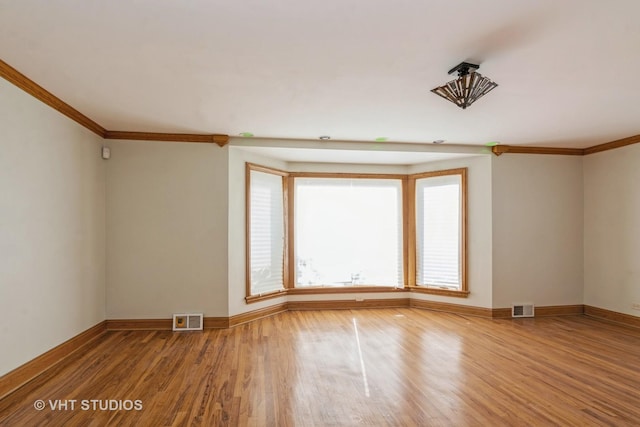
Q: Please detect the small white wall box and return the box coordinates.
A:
[101,146,111,159]
[172,313,203,331]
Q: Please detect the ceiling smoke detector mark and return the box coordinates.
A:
[319,135,331,140]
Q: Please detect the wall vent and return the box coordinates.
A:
[173,313,203,331]
[512,304,535,318]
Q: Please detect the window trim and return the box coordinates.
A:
[407,168,468,297]
[245,163,290,302]
[245,163,469,302]
[290,172,407,290]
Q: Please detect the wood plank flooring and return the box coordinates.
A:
[1,309,640,426]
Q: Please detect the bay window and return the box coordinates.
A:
[245,163,467,301]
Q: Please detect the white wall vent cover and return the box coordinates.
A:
[173,313,203,331]
[512,304,535,318]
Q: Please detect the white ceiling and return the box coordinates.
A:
[0,0,639,149]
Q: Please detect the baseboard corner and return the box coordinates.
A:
[0,320,107,400]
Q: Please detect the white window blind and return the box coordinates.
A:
[249,170,285,295]
[416,174,461,288]
[294,178,403,287]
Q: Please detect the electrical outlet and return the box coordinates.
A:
[632,303,640,310]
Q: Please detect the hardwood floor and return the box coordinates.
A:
[2,309,640,426]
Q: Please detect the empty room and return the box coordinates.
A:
[1,1,640,425]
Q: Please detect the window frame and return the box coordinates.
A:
[407,168,468,297]
[288,172,408,292]
[245,163,468,302]
[245,163,290,303]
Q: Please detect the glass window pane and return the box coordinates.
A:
[416,174,461,288]
[249,170,285,294]
[295,178,403,287]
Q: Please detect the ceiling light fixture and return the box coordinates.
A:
[431,62,498,109]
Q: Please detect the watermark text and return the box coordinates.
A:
[34,399,143,411]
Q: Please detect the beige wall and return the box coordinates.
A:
[0,78,106,376]
[491,154,584,308]
[106,140,229,318]
[584,144,640,316]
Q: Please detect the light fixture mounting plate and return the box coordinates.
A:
[448,62,480,76]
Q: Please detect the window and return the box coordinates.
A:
[294,177,403,287]
[246,165,287,297]
[245,164,468,301]
[410,169,467,295]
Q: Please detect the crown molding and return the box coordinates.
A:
[0,58,229,146]
[492,134,640,157]
[0,59,106,137]
[582,134,640,155]
[492,145,584,156]
[104,131,229,146]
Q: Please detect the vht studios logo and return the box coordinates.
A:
[34,399,143,411]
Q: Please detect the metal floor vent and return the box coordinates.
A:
[512,304,535,318]
[173,313,203,331]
